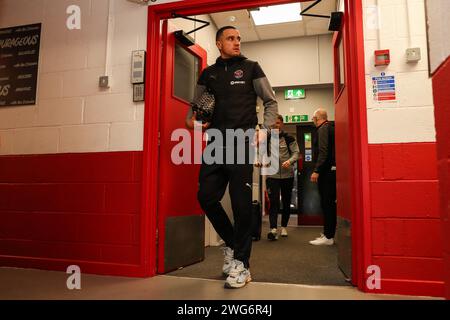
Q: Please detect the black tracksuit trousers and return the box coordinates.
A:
[197,144,254,269]
[318,170,337,239]
[266,177,294,229]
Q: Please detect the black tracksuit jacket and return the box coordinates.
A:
[187,55,278,132]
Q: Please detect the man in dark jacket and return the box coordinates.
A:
[309,108,336,246]
[185,26,278,288]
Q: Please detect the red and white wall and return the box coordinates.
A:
[0,0,217,275]
[363,0,444,297]
[0,0,149,276]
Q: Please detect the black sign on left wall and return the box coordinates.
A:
[0,23,41,107]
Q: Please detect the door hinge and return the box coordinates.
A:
[158,131,161,146]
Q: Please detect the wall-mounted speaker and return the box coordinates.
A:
[328,12,344,31]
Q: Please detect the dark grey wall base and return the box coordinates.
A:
[165,215,205,272]
[336,216,352,280]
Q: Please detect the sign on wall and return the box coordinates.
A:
[0,23,41,107]
[285,115,308,123]
[371,72,396,102]
[284,89,305,100]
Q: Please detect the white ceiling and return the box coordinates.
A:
[209,0,337,43]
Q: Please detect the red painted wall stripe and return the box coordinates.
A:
[0,152,144,275]
[372,256,444,282]
[370,181,440,218]
[378,279,444,297]
[368,142,444,297]
[369,143,438,181]
[372,218,443,257]
[0,152,142,183]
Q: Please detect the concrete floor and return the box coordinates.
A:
[0,267,439,300]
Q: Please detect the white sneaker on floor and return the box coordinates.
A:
[315,233,325,240]
[224,260,252,289]
[309,235,334,246]
[281,227,288,237]
[221,247,234,276]
[267,228,278,241]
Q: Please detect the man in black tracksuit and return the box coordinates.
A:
[309,108,336,246]
[186,26,278,288]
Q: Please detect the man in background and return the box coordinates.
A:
[309,108,336,246]
[266,115,299,240]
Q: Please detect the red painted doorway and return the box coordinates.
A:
[157,20,208,273]
[142,0,370,291]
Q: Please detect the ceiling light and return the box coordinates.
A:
[250,3,302,26]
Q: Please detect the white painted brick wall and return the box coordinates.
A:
[0,106,37,130]
[242,35,333,87]
[367,106,436,143]
[363,0,436,144]
[36,98,84,127]
[0,0,219,155]
[14,127,60,155]
[0,130,14,155]
[38,73,64,100]
[109,121,144,151]
[84,94,135,124]
[60,124,110,153]
[62,67,108,98]
[0,0,148,155]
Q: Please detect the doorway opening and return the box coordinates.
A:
[143,0,370,292]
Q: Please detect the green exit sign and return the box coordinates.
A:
[285,115,309,123]
[284,89,305,100]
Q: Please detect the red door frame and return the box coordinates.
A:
[157,20,207,273]
[342,0,372,290]
[142,0,371,291]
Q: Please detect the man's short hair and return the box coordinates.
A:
[277,114,284,122]
[216,26,237,41]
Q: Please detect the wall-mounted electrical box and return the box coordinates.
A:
[131,50,146,102]
[131,50,146,84]
[375,49,390,66]
[99,75,110,88]
[406,47,421,63]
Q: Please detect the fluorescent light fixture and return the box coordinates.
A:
[250,3,302,26]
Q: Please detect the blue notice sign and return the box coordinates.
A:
[372,73,396,102]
